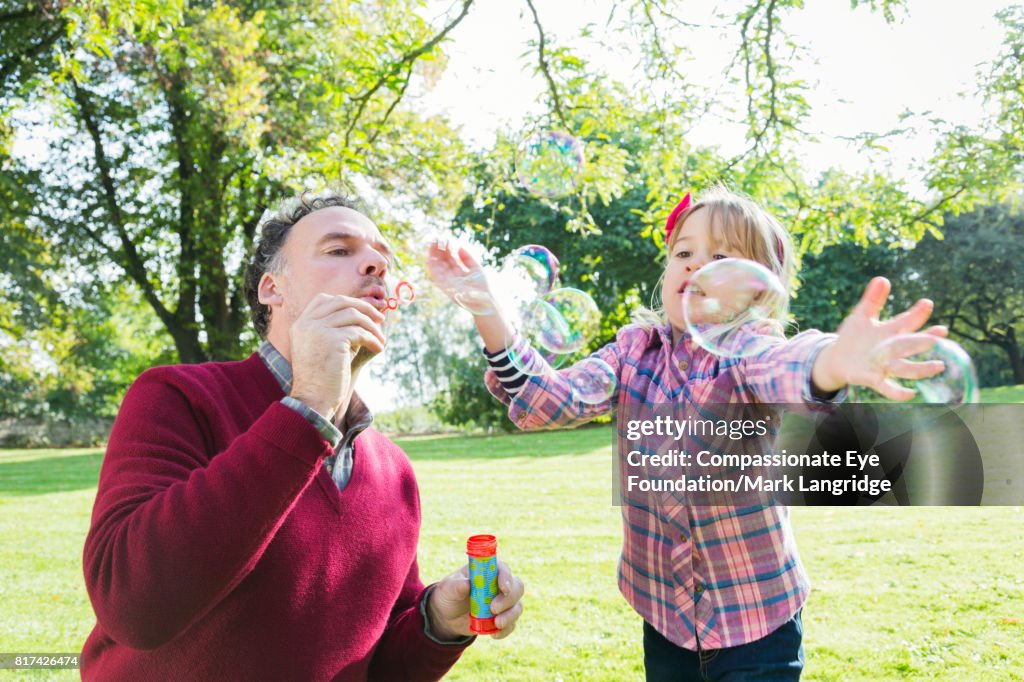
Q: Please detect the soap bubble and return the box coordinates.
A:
[681,258,788,358]
[850,337,979,406]
[505,287,602,376]
[915,339,979,405]
[514,131,585,199]
[501,244,560,295]
[570,357,617,404]
[521,287,601,355]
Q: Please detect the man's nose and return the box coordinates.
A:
[360,250,389,277]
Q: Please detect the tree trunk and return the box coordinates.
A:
[1002,328,1024,385]
[166,317,208,364]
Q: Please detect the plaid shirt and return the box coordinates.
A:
[258,341,371,491]
[484,323,842,650]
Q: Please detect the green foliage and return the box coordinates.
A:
[897,203,1024,385]
[790,241,901,335]
[924,6,1024,213]
[431,349,517,432]
[2,0,474,367]
[3,0,1023,425]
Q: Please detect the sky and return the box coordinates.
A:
[416,0,1007,185]
[357,0,1014,412]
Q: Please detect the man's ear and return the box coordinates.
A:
[257,272,285,307]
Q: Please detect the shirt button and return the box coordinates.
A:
[694,583,705,594]
[678,359,689,371]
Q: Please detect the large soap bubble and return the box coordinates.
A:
[850,337,979,406]
[681,258,788,358]
[570,357,617,405]
[514,131,585,199]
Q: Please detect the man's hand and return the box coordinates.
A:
[288,293,386,418]
[812,277,948,400]
[425,559,525,641]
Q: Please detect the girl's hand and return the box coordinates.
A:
[426,240,495,315]
[812,277,948,400]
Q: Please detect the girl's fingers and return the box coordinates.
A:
[890,358,946,381]
[873,378,917,402]
[886,298,935,334]
[851,277,891,320]
[880,333,939,361]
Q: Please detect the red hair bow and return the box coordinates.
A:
[664,192,692,242]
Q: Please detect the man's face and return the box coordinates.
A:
[260,206,394,333]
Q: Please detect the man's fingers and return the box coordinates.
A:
[851,276,891,320]
[491,600,523,638]
[318,308,387,346]
[305,293,386,323]
[334,327,386,356]
[446,567,471,599]
[491,559,524,615]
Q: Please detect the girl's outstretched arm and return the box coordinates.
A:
[426,240,619,430]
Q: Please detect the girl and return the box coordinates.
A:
[427,187,945,681]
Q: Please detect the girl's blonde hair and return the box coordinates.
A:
[633,186,795,328]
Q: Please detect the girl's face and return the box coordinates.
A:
[662,208,746,341]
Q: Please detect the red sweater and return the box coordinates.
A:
[81,353,468,681]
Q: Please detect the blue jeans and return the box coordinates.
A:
[643,611,804,682]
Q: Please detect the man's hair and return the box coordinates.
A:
[243,192,367,339]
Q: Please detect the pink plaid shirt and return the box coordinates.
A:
[485,322,841,650]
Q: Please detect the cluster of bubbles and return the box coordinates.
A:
[514,131,585,200]
[679,258,978,406]
[447,244,615,404]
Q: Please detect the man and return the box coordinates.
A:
[81,193,524,680]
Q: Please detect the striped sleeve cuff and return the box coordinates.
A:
[281,396,343,448]
[483,340,529,396]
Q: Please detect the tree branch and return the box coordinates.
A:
[721,0,784,174]
[366,62,414,146]
[343,0,475,147]
[524,0,568,130]
[70,78,175,328]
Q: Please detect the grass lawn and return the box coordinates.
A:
[1,391,1023,680]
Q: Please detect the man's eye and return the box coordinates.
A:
[328,249,349,256]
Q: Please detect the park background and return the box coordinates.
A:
[0,0,1022,679]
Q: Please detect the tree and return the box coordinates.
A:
[1,0,937,365]
[925,6,1024,214]
[898,204,1024,385]
[2,0,474,363]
